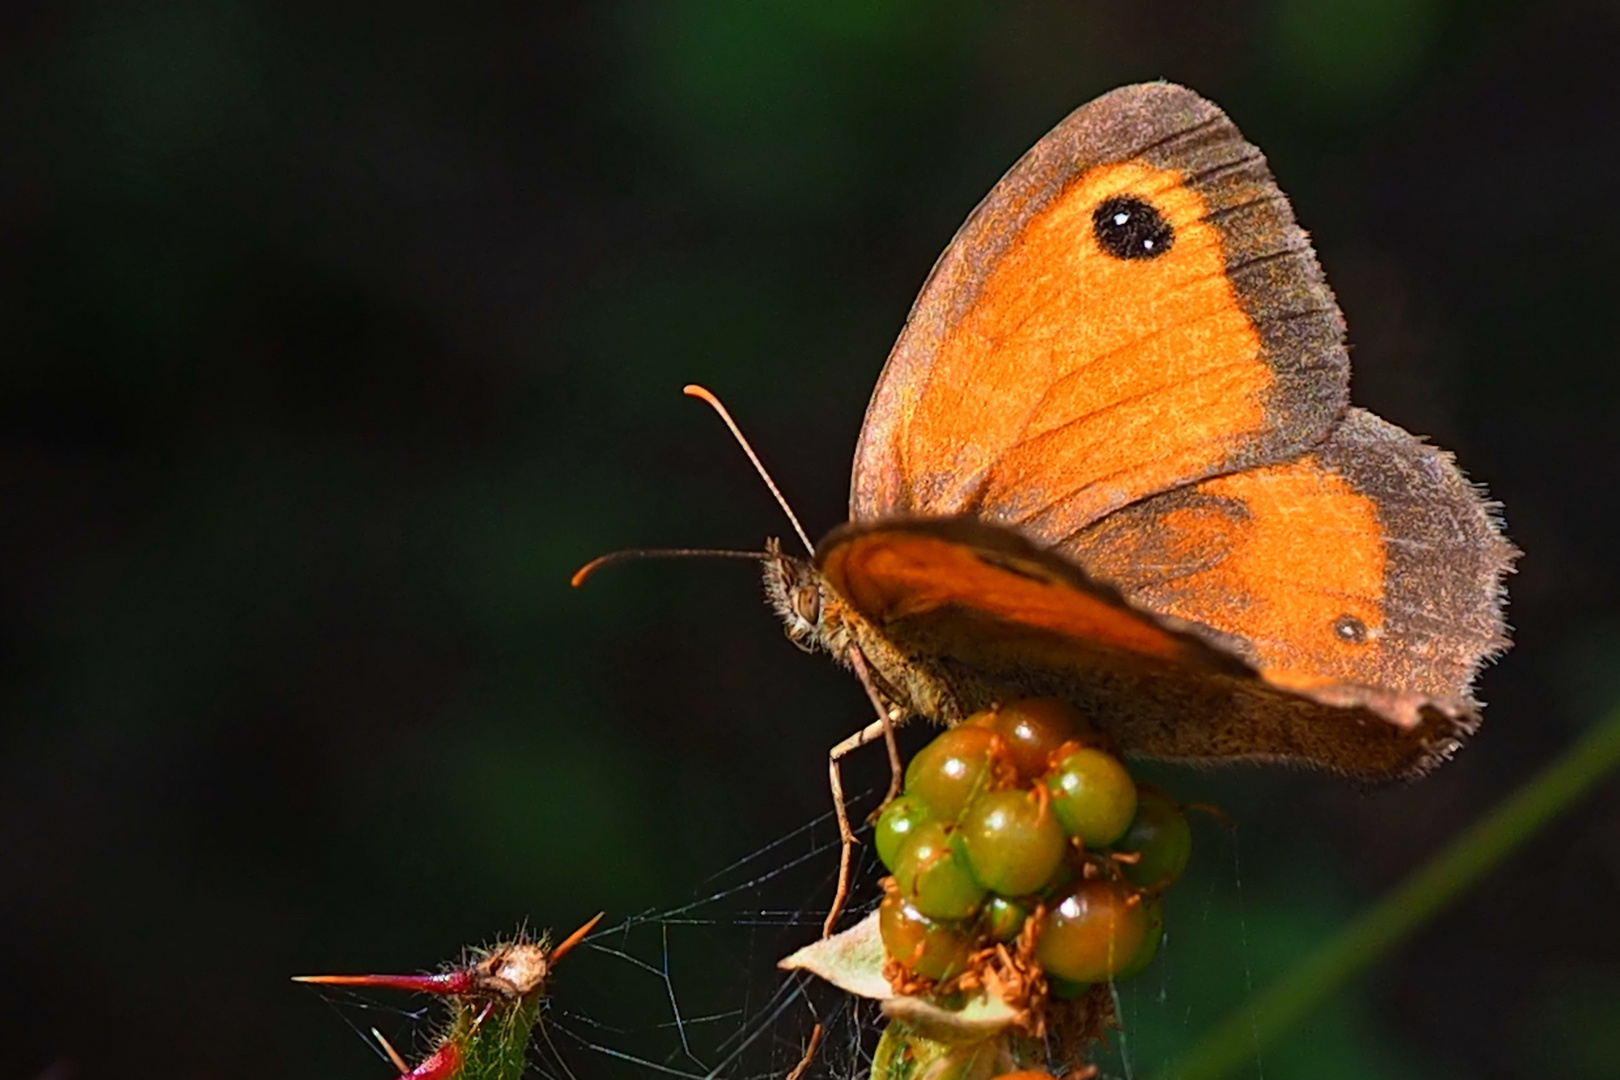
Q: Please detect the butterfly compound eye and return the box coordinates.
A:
[1092,195,1173,260]
[793,585,821,627]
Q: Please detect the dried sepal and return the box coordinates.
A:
[778,909,892,1000]
[881,992,1022,1045]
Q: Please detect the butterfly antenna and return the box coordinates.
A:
[684,384,815,555]
[570,548,769,587]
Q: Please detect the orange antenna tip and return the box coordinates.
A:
[570,547,770,587]
[571,554,612,587]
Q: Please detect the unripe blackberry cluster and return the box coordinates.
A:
[874,699,1191,994]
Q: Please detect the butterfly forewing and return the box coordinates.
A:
[850,82,1349,539]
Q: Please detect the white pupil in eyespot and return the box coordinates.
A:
[1113,212,1129,225]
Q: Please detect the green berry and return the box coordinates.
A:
[1034,879,1147,983]
[959,789,1067,897]
[905,726,997,821]
[979,896,1028,943]
[1047,975,1091,1000]
[879,892,972,981]
[1116,898,1164,980]
[1045,747,1137,847]
[1115,785,1192,890]
[893,821,987,920]
[875,794,932,873]
[1038,857,1077,900]
[983,699,1084,781]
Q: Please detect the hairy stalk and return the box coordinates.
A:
[297,914,601,1080]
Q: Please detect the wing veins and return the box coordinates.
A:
[1129,114,1229,159]
[1182,151,1266,187]
[1224,245,1311,276]
[972,251,1276,495]
[1205,193,1289,222]
[989,359,1264,525]
[1006,353,1259,460]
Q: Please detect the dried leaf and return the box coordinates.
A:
[777,910,891,1000]
[881,992,1021,1044]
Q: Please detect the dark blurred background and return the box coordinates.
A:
[4,1,1620,1078]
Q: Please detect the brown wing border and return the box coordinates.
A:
[1315,408,1517,704]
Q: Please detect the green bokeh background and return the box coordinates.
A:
[3,2,1618,1078]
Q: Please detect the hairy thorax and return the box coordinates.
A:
[761,541,958,726]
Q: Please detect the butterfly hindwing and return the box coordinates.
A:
[1067,409,1515,720]
[816,515,1487,781]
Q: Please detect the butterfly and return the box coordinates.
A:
[581,82,1514,934]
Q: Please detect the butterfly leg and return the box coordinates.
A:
[823,648,903,938]
[824,716,888,938]
[847,647,905,805]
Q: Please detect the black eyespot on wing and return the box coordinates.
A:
[1333,614,1368,644]
[1092,195,1173,260]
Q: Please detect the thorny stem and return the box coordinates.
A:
[1160,706,1620,1080]
[298,914,601,1080]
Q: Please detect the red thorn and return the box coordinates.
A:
[549,911,604,964]
[291,970,477,995]
[400,1041,462,1080]
[372,1028,409,1073]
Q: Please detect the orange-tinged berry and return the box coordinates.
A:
[979,896,1028,943]
[875,794,932,873]
[1115,785,1192,890]
[1116,897,1164,980]
[1045,747,1137,847]
[879,892,973,981]
[959,789,1067,897]
[906,725,998,821]
[893,821,987,920]
[1035,879,1147,983]
[985,699,1087,780]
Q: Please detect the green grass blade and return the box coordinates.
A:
[1158,706,1620,1080]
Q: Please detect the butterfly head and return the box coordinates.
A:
[762,537,850,657]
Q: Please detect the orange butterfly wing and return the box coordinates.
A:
[816,516,1489,781]
[852,82,1347,537]
[818,518,1239,672]
[1067,410,1514,719]
[827,83,1513,778]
